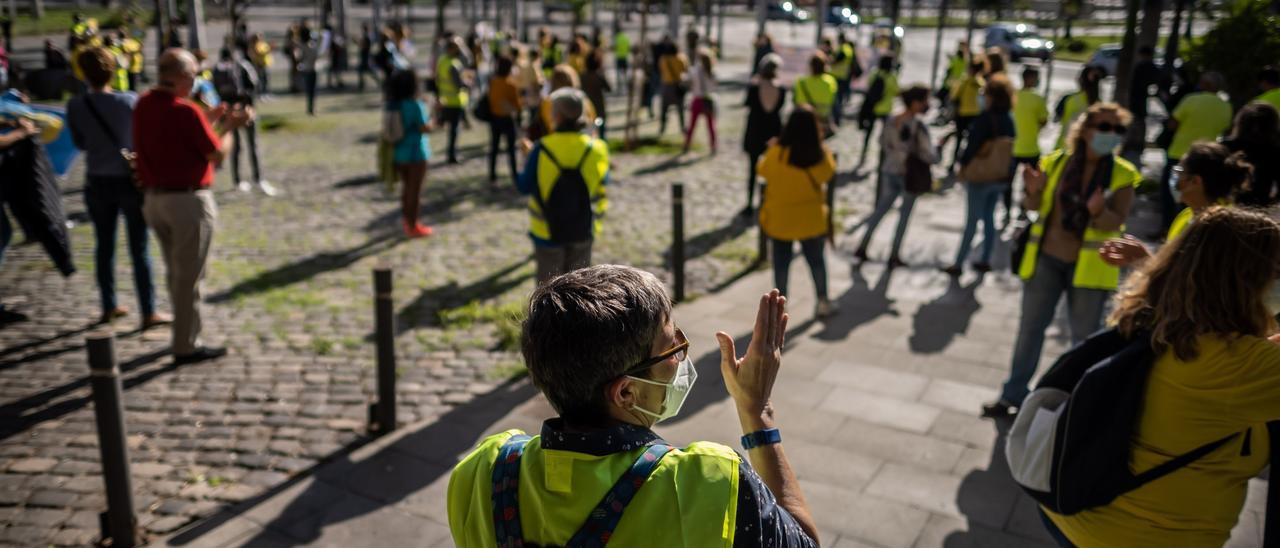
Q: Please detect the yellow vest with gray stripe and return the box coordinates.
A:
[530,132,610,242]
[1018,150,1140,290]
[436,54,468,108]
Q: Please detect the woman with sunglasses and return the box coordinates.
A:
[983,103,1140,418]
[447,265,819,547]
[1099,142,1254,268]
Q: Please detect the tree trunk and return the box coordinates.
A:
[964,1,975,48]
[755,0,766,36]
[1164,0,1184,77]
[1183,0,1194,40]
[32,0,43,19]
[1114,0,1141,108]
[627,0,650,150]
[929,0,949,91]
[1138,0,1163,51]
[716,0,724,54]
[517,0,526,40]
[154,0,166,60]
[816,0,826,45]
[668,0,680,42]
[436,0,445,43]
[186,0,205,50]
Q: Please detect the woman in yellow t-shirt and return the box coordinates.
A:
[1044,207,1280,547]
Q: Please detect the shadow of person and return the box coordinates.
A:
[811,263,897,342]
[168,380,540,547]
[908,276,983,354]
[945,419,1057,547]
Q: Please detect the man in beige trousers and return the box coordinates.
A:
[132,48,252,364]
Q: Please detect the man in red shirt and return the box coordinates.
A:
[133,48,252,364]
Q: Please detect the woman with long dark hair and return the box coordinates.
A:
[757,107,838,318]
[1224,101,1280,207]
[741,53,786,216]
[387,69,433,238]
[943,75,1016,276]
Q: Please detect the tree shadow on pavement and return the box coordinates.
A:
[945,419,1058,547]
[166,380,540,547]
[663,213,754,264]
[908,276,983,354]
[207,232,403,304]
[630,155,704,177]
[811,264,897,342]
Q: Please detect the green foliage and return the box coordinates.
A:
[438,300,526,352]
[1185,0,1280,107]
[6,6,152,37]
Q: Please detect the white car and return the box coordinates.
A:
[983,22,1055,61]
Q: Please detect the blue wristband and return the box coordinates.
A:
[740,428,782,450]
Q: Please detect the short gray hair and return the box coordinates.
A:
[758,53,782,79]
[521,265,671,423]
[550,87,586,129]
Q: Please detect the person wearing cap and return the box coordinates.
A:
[516,88,610,283]
[447,264,820,547]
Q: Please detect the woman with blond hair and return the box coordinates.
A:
[532,64,597,140]
[1041,207,1280,547]
[984,102,1140,418]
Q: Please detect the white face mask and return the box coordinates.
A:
[627,356,697,425]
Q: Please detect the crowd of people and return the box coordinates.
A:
[4,9,1280,547]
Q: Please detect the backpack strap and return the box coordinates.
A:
[1126,431,1239,491]
[82,95,124,151]
[492,434,534,548]
[573,139,596,171]
[565,444,675,548]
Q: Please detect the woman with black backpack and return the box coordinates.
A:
[1039,207,1280,547]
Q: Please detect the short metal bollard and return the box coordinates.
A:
[87,334,138,548]
[369,268,397,434]
[757,181,768,263]
[672,183,686,303]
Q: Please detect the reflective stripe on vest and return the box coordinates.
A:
[529,133,609,241]
[436,55,468,108]
[1017,150,1135,290]
[448,430,740,547]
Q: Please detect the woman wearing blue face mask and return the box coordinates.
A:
[446,265,820,547]
[983,103,1140,418]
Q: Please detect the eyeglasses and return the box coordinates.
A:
[624,327,689,377]
[1089,121,1128,135]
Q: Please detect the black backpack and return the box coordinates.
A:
[1007,328,1280,543]
[533,141,597,244]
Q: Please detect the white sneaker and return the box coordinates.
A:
[236,181,254,192]
[256,180,279,197]
[815,299,837,319]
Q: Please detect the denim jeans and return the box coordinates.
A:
[1001,254,1108,404]
[771,237,828,300]
[85,175,156,316]
[230,121,262,185]
[858,172,917,259]
[302,70,318,114]
[954,182,1009,265]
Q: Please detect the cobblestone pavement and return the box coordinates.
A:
[0,43,882,544]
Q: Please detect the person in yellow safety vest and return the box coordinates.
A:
[537,65,598,138]
[102,35,130,92]
[541,35,563,78]
[1009,65,1048,223]
[436,37,470,164]
[857,53,898,165]
[1255,66,1280,112]
[447,263,822,548]
[982,102,1140,419]
[1054,65,1102,150]
[515,89,607,283]
[613,22,631,90]
[119,29,144,91]
[946,56,985,171]
[945,42,968,92]
[794,52,837,135]
[1158,71,1233,235]
[249,33,273,94]
[830,33,860,125]
[69,13,89,50]
[1099,142,1251,268]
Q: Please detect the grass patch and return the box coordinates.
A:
[309,337,337,355]
[259,288,327,316]
[606,136,697,155]
[6,6,152,37]
[485,359,529,382]
[438,299,526,352]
